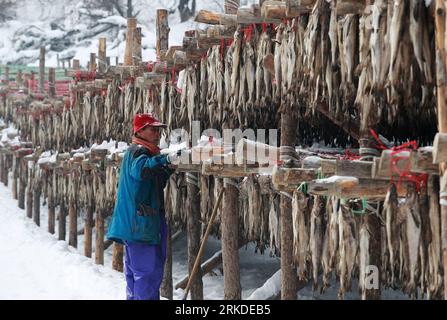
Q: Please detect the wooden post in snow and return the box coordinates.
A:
[435,0,447,300]
[112,243,124,272]
[11,156,18,200]
[83,167,94,258]
[47,171,55,234]
[58,188,66,241]
[48,68,56,97]
[26,168,33,219]
[279,106,298,300]
[156,9,170,59]
[39,47,45,93]
[68,187,77,248]
[221,177,241,299]
[33,168,41,226]
[84,202,94,258]
[98,38,107,73]
[160,223,173,299]
[18,159,26,210]
[124,18,137,66]
[95,208,105,265]
[186,173,203,299]
[220,0,242,301]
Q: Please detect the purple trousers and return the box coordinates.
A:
[124,241,165,300]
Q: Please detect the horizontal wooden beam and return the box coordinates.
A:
[433,133,447,164]
[272,166,317,189]
[235,138,279,166]
[194,10,238,26]
[286,0,313,17]
[336,0,366,16]
[308,177,409,199]
[261,1,287,20]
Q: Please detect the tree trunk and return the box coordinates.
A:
[221,178,241,300]
[179,0,196,22]
[186,173,203,299]
[127,0,133,18]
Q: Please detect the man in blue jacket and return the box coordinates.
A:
[107,113,179,300]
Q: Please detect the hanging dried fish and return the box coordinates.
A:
[292,190,309,281]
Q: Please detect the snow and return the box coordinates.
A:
[0,182,126,299]
[0,178,281,300]
[302,156,322,169]
[0,0,226,67]
[247,270,280,300]
[316,176,359,184]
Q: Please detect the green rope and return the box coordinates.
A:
[297,182,307,195]
[317,167,325,180]
[352,196,368,215]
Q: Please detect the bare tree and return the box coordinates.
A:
[0,0,17,23]
[178,0,196,22]
[83,0,138,18]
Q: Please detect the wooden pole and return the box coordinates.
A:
[435,0,447,300]
[48,68,56,97]
[221,178,241,300]
[98,38,107,73]
[160,223,173,299]
[33,169,41,226]
[112,243,124,272]
[39,47,45,93]
[68,198,77,248]
[16,69,23,87]
[47,171,55,234]
[95,208,105,265]
[279,111,298,300]
[124,18,137,66]
[89,53,96,72]
[183,187,225,300]
[11,156,18,200]
[84,203,94,258]
[26,168,33,219]
[72,59,80,70]
[18,159,26,210]
[186,173,203,299]
[58,194,66,241]
[225,0,240,14]
[156,9,170,59]
[132,27,142,66]
[4,66,9,84]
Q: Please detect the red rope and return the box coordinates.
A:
[370,129,427,193]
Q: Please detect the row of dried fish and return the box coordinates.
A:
[291,179,443,300]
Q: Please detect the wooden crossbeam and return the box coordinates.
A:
[308,177,409,199]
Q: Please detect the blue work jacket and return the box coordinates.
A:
[107,144,173,245]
